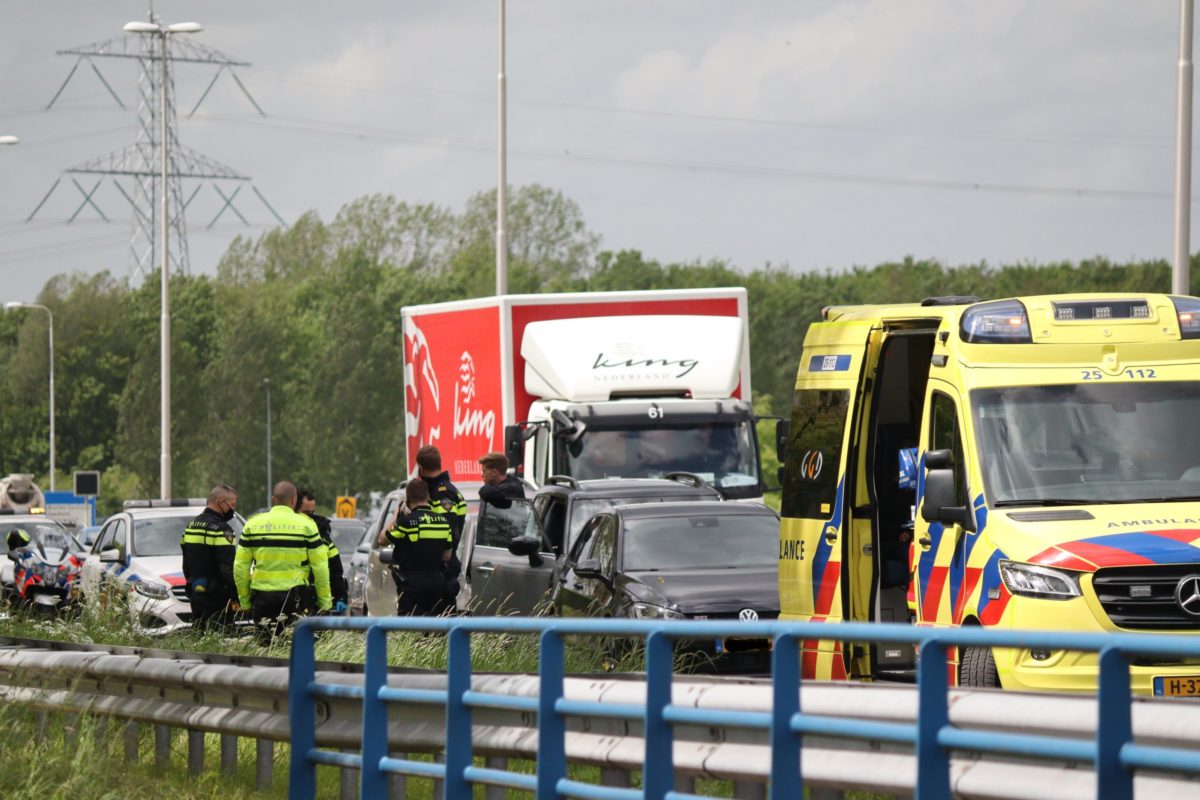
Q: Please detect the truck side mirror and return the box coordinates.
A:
[551,409,586,443]
[504,424,525,470]
[920,449,975,531]
[775,419,790,463]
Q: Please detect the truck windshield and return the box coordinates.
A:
[564,421,760,496]
[972,381,1200,506]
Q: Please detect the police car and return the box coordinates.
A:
[80,499,244,634]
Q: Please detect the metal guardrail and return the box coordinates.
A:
[290,617,1200,800]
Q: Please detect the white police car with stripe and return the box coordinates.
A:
[80,499,244,634]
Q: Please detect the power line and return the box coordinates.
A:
[193,110,1188,202]
[249,65,1173,151]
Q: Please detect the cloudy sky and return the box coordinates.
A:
[0,1,1194,300]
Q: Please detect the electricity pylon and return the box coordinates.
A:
[30,11,283,277]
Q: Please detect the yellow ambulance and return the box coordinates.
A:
[778,293,1200,694]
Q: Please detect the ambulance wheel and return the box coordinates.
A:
[959,646,999,688]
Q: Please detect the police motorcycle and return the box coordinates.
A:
[3,525,86,613]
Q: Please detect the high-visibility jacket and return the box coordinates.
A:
[384,506,453,574]
[180,507,236,601]
[234,504,331,609]
[423,471,468,545]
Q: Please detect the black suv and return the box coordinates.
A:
[550,501,780,671]
[463,474,723,615]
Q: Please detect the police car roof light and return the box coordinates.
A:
[1171,296,1200,340]
[123,498,207,508]
[960,299,1032,344]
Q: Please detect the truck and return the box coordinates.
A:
[779,293,1200,694]
[401,288,768,499]
[0,474,45,514]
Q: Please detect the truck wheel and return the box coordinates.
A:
[959,646,999,688]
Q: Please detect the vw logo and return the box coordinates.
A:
[1177,575,1200,617]
[738,608,759,622]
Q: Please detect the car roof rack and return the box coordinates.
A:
[664,472,709,488]
[544,475,580,489]
[123,498,206,508]
[920,295,980,307]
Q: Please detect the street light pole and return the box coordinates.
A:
[3,302,54,491]
[1174,0,1195,295]
[264,378,272,507]
[124,19,202,500]
[496,0,508,296]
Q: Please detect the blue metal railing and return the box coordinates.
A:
[288,617,1200,800]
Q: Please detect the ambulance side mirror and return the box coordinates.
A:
[920,449,975,531]
[775,418,790,463]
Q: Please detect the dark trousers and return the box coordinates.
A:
[442,553,462,610]
[189,588,233,632]
[396,572,446,617]
[251,588,313,642]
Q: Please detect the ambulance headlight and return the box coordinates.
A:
[999,561,1081,600]
[960,300,1032,344]
[133,580,171,600]
[1171,296,1200,339]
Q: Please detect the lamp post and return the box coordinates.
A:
[123,19,203,499]
[4,302,54,491]
[1174,0,1195,295]
[496,0,508,296]
[264,378,272,507]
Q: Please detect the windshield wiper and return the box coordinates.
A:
[992,498,1107,507]
[1124,496,1200,504]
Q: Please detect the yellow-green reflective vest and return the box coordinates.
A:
[234,504,331,609]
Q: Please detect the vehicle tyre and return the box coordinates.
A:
[959,645,999,688]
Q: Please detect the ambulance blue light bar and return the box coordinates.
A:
[959,300,1032,343]
[1171,296,1200,339]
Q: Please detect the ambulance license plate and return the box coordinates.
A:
[1153,676,1200,696]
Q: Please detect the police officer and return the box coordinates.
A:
[478,452,526,508]
[4,527,31,558]
[415,445,467,608]
[235,481,331,640]
[181,484,239,630]
[379,478,452,616]
[296,489,348,614]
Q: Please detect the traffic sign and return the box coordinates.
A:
[335,496,357,518]
[74,470,100,497]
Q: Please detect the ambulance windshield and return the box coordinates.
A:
[972,382,1200,506]
[563,420,761,497]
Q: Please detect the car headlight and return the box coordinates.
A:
[133,581,170,600]
[999,561,1081,600]
[630,602,685,620]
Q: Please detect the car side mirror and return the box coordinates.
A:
[920,449,975,531]
[378,547,395,565]
[575,558,611,588]
[507,535,544,567]
[99,548,121,563]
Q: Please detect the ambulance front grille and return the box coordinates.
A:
[1093,565,1200,631]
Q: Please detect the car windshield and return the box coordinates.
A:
[564,421,759,493]
[330,519,366,552]
[0,522,80,556]
[972,381,1200,505]
[621,512,778,571]
[134,513,244,557]
[568,495,721,547]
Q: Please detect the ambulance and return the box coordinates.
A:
[779,293,1200,694]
